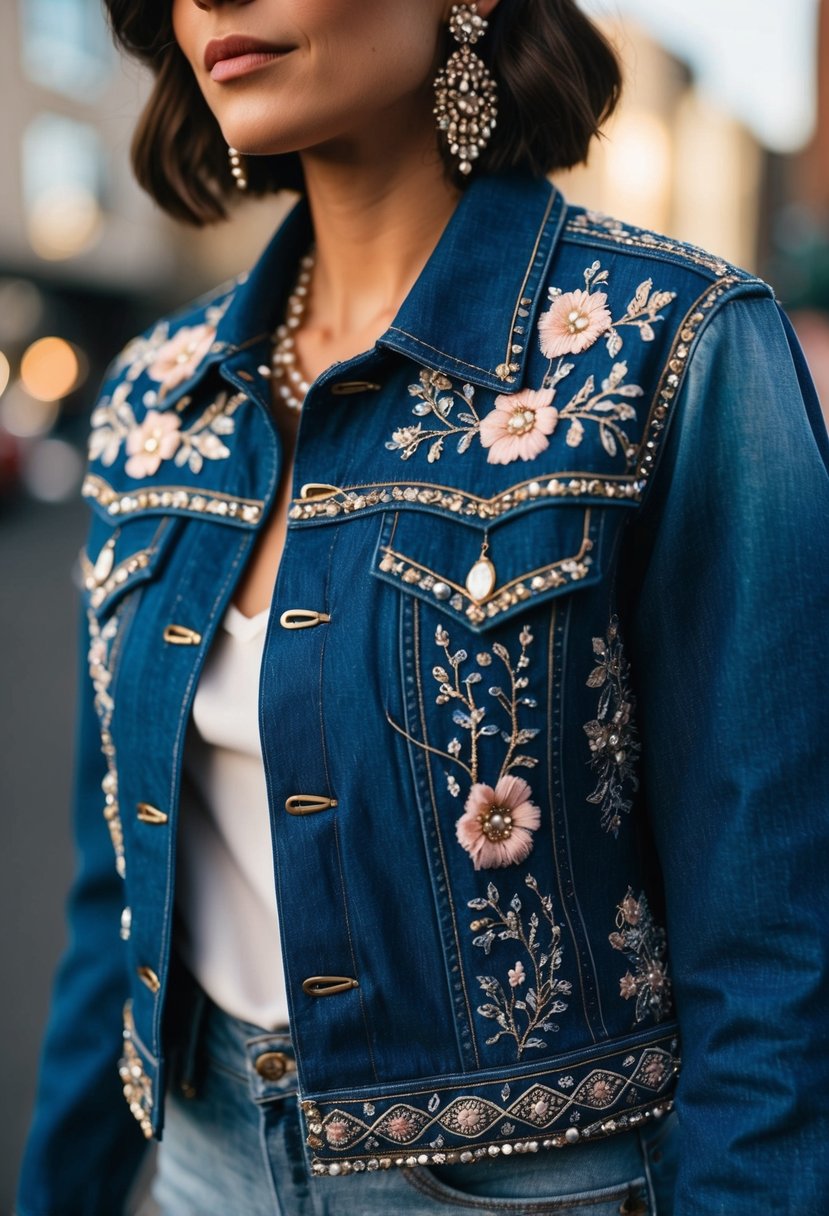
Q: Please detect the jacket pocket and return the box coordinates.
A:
[369,501,609,633]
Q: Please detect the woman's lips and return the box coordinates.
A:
[210,50,289,83]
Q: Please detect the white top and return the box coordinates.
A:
[174,600,290,1029]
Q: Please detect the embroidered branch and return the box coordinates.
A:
[385,369,482,462]
[609,889,672,1024]
[468,874,572,1057]
[583,614,640,835]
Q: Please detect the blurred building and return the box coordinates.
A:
[556,20,764,274]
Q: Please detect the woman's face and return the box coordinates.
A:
[171,0,453,160]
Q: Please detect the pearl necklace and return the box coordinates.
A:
[258,247,316,413]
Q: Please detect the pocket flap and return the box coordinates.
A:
[78,513,185,619]
[370,503,605,632]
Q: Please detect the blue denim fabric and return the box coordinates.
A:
[150,960,676,1214]
[16,169,829,1216]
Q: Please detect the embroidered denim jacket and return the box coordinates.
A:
[17,170,829,1216]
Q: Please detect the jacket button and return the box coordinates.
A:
[136,801,168,824]
[163,623,202,645]
[301,975,359,997]
[285,794,338,815]
[137,965,160,993]
[254,1051,293,1080]
[279,609,331,630]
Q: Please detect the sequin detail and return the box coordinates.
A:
[583,615,641,835]
[86,601,126,877]
[467,874,572,1057]
[82,473,263,524]
[119,999,154,1138]
[609,889,672,1024]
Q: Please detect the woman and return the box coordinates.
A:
[15,0,829,1214]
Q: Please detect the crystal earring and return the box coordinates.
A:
[227,145,248,191]
[433,2,498,176]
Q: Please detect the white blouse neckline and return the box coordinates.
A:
[223,600,269,643]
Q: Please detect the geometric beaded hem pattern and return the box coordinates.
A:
[299,1028,680,1176]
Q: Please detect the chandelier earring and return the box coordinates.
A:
[433,2,498,176]
[227,144,248,191]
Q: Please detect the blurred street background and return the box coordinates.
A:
[2,0,827,1210]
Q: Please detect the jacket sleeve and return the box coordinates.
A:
[624,288,829,1214]
[15,569,150,1216]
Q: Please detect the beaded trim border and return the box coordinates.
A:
[299,1031,679,1175]
[289,475,644,524]
[306,1096,675,1176]
[86,601,127,877]
[119,999,154,1139]
[82,473,263,524]
[565,212,735,278]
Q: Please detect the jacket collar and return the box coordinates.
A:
[168,169,567,410]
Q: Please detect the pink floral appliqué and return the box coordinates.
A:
[147,323,217,397]
[456,774,541,870]
[479,386,559,466]
[124,410,182,478]
[508,961,526,988]
[538,288,612,359]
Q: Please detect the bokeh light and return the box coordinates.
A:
[20,337,82,401]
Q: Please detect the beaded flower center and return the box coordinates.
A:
[566,308,591,334]
[506,407,537,435]
[480,804,513,841]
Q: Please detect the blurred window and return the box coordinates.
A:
[19,0,115,102]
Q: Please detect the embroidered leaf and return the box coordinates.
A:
[650,290,676,312]
[427,438,443,462]
[411,401,431,416]
[565,419,584,448]
[600,427,618,458]
[605,361,628,390]
[501,1083,511,1102]
[452,710,474,729]
[629,279,653,313]
[639,322,655,343]
[487,882,499,903]
[468,897,489,910]
[524,1037,547,1050]
[479,724,500,736]
[587,666,607,688]
[592,637,607,657]
[618,385,644,398]
[511,755,539,768]
[457,431,474,454]
[462,383,476,401]
[477,1002,501,1020]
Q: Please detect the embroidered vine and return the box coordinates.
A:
[88,384,247,477]
[609,889,672,1024]
[583,614,641,835]
[387,260,675,467]
[385,622,543,868]
[467,874,572,1056]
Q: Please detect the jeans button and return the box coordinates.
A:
[254,1051,289,1080]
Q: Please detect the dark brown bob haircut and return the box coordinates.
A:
[102,0,622,227]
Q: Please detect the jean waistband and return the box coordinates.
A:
[169,955,298,1105]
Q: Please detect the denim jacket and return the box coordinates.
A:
[17,169,829,1216]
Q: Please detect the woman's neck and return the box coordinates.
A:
[295,124,462,342]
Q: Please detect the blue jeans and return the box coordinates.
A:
[151,966,679,1215]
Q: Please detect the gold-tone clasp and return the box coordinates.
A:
[329,381,382,396]
[163,623,203,645]
[284,794,338,816]
[299,483,340,500]
[279,609,331,630]
[136,802,169,824]
[301,976,359,997]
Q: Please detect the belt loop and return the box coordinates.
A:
[176,967,209,1099]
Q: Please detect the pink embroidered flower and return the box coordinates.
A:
[479,386,558,465]
[453,1103,486,1133]
[124,410,182,477]
[619,972,638,999]
[456,775,541,870]
[507,961,526,988]
[538,289,612,359]
[386,1114,415,1141]
[324,1120,350,1145]
[147,322,216,394]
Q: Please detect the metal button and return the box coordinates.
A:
[285,794,338,815]
[254,1051,293,1081]
[136,801,168,824]
[301,975,359,997]
[279,609,331,630]
[163,623,202,645]
[137,965,160,993]
[329,381,382,395]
